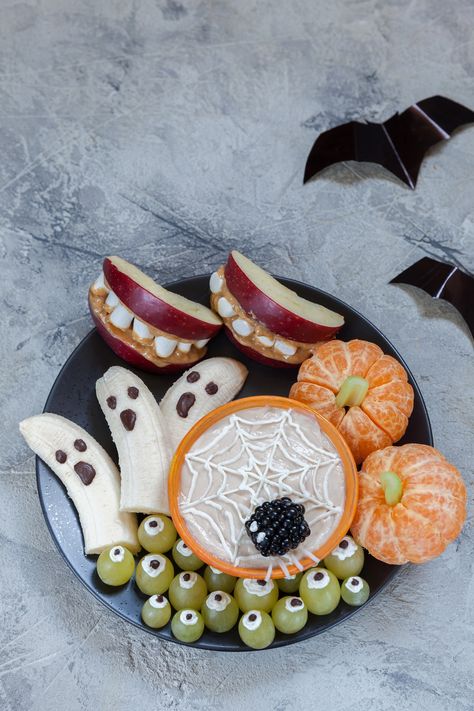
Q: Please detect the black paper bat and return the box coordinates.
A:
[390,257,474,336]
[304,96,474,188]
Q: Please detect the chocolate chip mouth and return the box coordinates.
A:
[176,392,196,418]
[120,409,136,431]
[74,461,96,485]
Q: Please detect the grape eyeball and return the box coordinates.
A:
[172,539,203,571]
[97,546,135,586]
[204,565,236,594]
[234,578,279,613]
[135,554,174,595]
[299,567,340,615]
[341,576,370,607]
[201,591,239,633]
[168,571,207,611]
[141,594,172,629]
[272,596,308,634]
[323,536,364,580]
[138,514,177,553]
[277,572,303,594]
[171,609,205,643]
[238,610,275,649]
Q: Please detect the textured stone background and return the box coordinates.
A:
[1,1,473,709]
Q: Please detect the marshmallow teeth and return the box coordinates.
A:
[96,366,172,515]
[19,414,139,555]
[159,357,248,452]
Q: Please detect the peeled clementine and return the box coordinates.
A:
[289,339,414,464]
[350,444,467,564]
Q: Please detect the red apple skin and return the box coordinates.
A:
[224,253,340,343]
[103,258,221,340]
[224,328,298,369]
[90,306,196,374]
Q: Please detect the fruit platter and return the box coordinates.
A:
[21,252,467,651]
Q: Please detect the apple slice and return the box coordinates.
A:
[104,256,222,340]
[224,251,343,342]
[90,304,189,374]
[224,328,297,368]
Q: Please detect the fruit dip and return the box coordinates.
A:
[178,405,346,576]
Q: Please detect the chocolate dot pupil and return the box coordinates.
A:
[339,539,349,549]
[257,579,266,586]
[248,613,257,622]
[114,548,120,555]
[149,560,160,570]
[351,578,359,586]
[156,595,164,603]
[314,572,324,581]
[291,598,302,607]
[186,613,193,620]
[149,520,158,528]
[215,594,222,601]
[183,573,191,581]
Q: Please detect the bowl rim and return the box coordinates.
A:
[168,394,358,579]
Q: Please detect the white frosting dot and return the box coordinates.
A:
[210,566,223,575]
[345,576,363,591]
[180,610,199,626]
[243,579,274,596]
[307,569,330,589]
[141,554,166,578]
[179,572,198,589]
[284,597,305,613]
[331,536,358,561]
[242,611,262,631]
[109,546,125,563]
[144,517,164,536]
[176,540,192,557]
[206,592,231,612]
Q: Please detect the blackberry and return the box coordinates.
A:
[245,497,311,557]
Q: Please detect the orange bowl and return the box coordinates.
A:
[168,396,358,579]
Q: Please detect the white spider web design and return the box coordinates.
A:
[180,408,344,578]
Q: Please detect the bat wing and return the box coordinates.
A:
[390,257,474,337]
[303,120,411,185]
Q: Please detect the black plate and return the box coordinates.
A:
[36,275,433,651]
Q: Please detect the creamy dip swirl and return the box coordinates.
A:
[179,406,345,575]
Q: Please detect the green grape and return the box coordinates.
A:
[271,596,308,634]
[299,567,340,615]
[323,536,364,580]
[277,573,303,594]
[96,545,135,586]
[238,610,275,650]
[234,578,279,613]
[171,609,204,643]
[138,514,177,553]
[172,539,203,571]
[204,565,236,594]
[135,554,174,595]
[168,571,207,611]
[141,594,172,629]
[201,591,239,633]
[341,576,370,607]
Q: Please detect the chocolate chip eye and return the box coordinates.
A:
[205,382,218,395]
[55,449,67,463]
[106,396,117,409]
[186,371,200,383]
[74,439,87,452]
[128,386,139,399]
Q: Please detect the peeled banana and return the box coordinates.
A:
[96,366,172,515]
[19,413,139,555]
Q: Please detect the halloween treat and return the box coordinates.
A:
[238,610,275,649]
[159,357,248,452]
[340,576,370,607]
[169,397,357,579]
[323,535,364,580]
[272,596,308,634]
[234,578,279,613]
[96,366,172,514]
[168,571,208,610]
[172,539,204,571]
[138,515,177,553]
[299,568,341,615]
[171,609,205,643]
[351,444,467,564]
[290,339,414,464]
[201,591,239,633]
[141,594,172,629]
[135,554,174,595]
[209,251,343,366]
[203,566,237,594]
[96,546,135,586]
[19,414,139,555]
[89,256,222,373]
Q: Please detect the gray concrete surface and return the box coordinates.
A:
[1,1,473,709]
